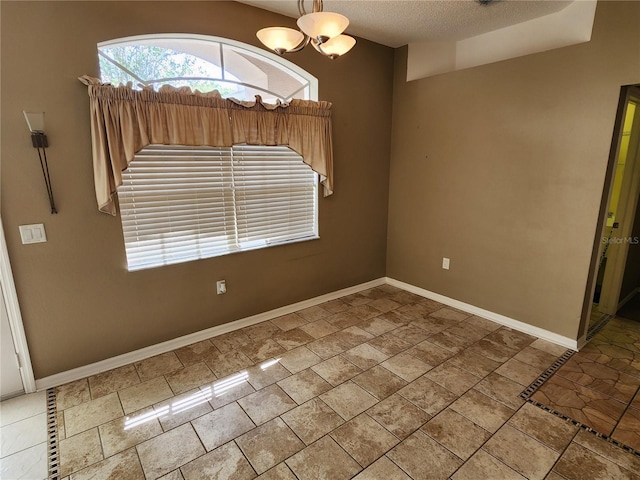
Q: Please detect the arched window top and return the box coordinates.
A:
[98,34,318,103]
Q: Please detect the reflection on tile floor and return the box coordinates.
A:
[44,285,640,479]
[531,315,640,453]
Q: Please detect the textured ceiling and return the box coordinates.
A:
[238,0,573,48]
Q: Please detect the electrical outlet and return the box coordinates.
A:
[216,280,227,295]
[442,258,450,270]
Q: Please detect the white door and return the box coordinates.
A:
[1,283,23,398]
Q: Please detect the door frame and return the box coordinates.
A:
[579,85,640,341]
[0,218,36,394]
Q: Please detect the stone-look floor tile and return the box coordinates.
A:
[612,406,640,450]
[246,361,291,390]
[165,362,216,395]
[180,441,256,480]
[331,413,399,467]
[382,352,432,382]
[377,310,413,327]
[357,316,397,336]
[272,313,307,331]
[237,384,297,425]
[135,352,183,382]
[281,397,344,445]
[450,389,515,433]
[118,376,174,415]
[508,402,578,452]
[422,408,491,460]
[573,429,640,473]
[531,375,626,436]
[474,372,526,410]
[69,447,144,480]
[513,346,560,371]
[59,428,103,477]
[347,304,383,322]
[325,312,362,330]
[451,450,526,480]
[56,379,91,410]
[311,356,362,386]
[398,376,458,416]
[273,328,315,351]
[397,302,434,319]
[496,358,545,386]
[296,305,332,322]
[285,436,361,480]
[306,334,350,358]
[154,389,213,431]
[554,442,639,480]
[299,319,339,339]
[406,340,454,365]
[320,298,350,314]
[352,456,412,480]
[277,369,332,405]
[367,297,401,314]
[342,344,390,370]
[446,323,491,344]
[410,317,453,336]
[486,328,536,351]
[191,402,255,451]
[467,338,519,363]
[464,315,502,333]
[425,363,479,396]
[319,382,378,420]
[256,463,297,479]
[555,355,640,403]
[447,350,501,378]
[388,430,463,480]
[391,325,431,344]
[352,365,407,400]
[335,326,375,349]
[278,346,322,374]
[632,390,640,409]
[429,307,470,322]
[88,364,141,399]
[204,350,254,378]
[137,423,205,479]
[530,338,570,357]
[427,330,473,354]
[367,394,431,440]
[241,338,287,363]
[57,410,66,440]
[483,424,559,479]
[98,407,163,457]
[244,322,280,341]
[367,333,413,356]
[210,330,251,353]
[236,417,304,475]
[173,340,219,366]
[0,412,46,458]
[63,392,123,437]
[157,470,184,480]
[206,373,255,409]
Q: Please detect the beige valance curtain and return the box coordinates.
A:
[78,76,333,215]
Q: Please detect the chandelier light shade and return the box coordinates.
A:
[256,0,356,59]
[256,27,305,55]
[297,12,349,43]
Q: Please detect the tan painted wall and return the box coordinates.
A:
[387,1,640,340]
[0,1,393,378]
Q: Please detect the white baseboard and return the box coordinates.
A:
[385,277,579,351]
[35,278,386,391]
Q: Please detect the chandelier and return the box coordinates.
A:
[257,0,356,59]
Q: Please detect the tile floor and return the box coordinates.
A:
[0,390,49,480]
[531,315,640,451]
[3,285,640,480]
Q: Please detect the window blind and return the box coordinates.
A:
[118,144,318,270]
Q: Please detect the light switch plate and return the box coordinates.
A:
[19,224,47,244]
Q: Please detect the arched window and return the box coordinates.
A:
[98,35,321,270]
[98,34,317,102]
